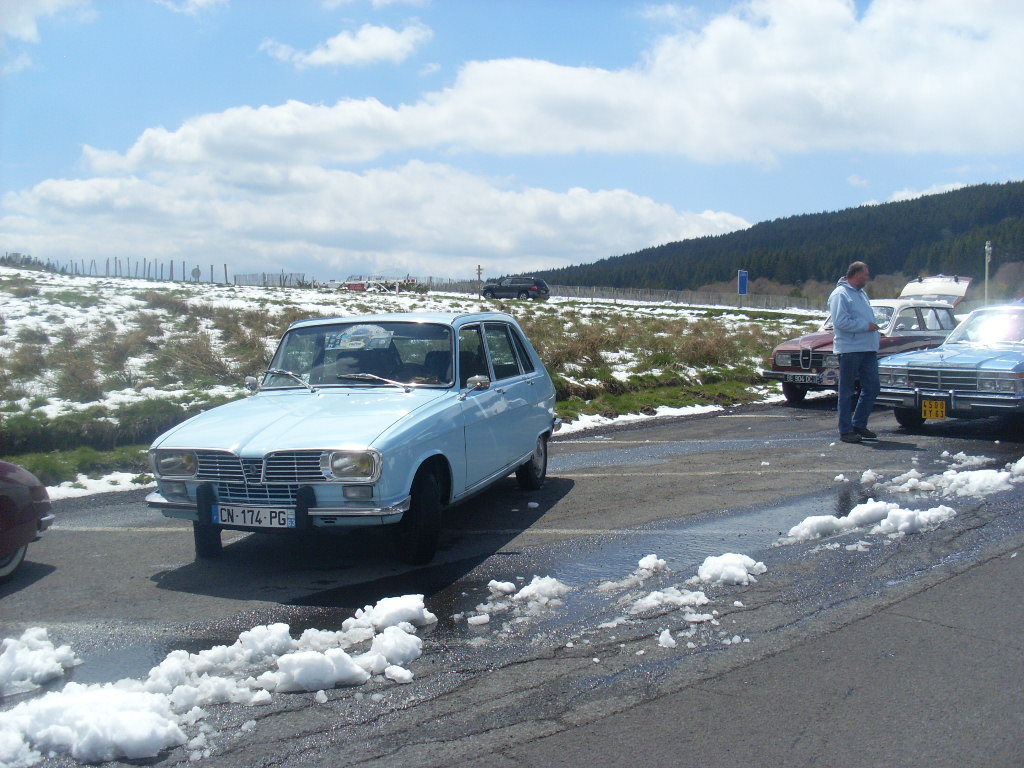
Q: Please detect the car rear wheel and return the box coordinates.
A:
[781,382,808,404]
[392,469,442,565]
[0,544,27,582]
[193,521,223,558]
[516,435,548,490]
[893,407,926,429]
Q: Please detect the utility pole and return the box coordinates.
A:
[985,241,991,305]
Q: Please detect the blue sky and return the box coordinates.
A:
[2,0,1023,282]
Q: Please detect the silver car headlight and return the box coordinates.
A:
[151,450,197,478]
[320,450,381,482]
[774,352,793,367]
[978,374,1021,393]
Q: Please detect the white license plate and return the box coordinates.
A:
[786,374,820,384]
[213,504,296,528]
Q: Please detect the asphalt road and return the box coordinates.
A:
[2,399,1023,767]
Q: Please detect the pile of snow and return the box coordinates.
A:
[694,553,767,585]
[781,499,957,544]
[0,629,81,696]
[597,554,668,593]
[458,575,571,627]
[0,595,436,767]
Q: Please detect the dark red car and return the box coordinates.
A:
[763,298,960,403]
[0,460,54,582]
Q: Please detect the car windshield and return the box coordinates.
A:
[264,321,454,388]
[944,308,1024,345]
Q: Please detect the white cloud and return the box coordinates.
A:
[152,0,227,15]
[75,0,1024,171]
[889,182,969,202]
[2,160,748,278]
[261,21,432,68]
[0,0,89,45]
[847,174,869,187]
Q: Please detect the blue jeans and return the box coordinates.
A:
[837,351,880,435]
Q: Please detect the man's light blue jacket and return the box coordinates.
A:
[828,277,880,354]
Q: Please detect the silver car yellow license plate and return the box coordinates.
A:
[213,504,296,528]
[921,399,947,420]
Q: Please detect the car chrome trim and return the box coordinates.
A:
[310,496,411,517]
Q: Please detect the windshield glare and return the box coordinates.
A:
[264,322,453,388]
[945,309,1024,345]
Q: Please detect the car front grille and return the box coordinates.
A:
[215,482,300,505]
[907,368,978,391]
[195,450,326,484]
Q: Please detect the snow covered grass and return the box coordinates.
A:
[2,450,1023,766]
[0,265,814,468]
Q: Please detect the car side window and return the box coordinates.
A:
[484,323,523,381]
[458,325,489,387]
[936,308,957,330]
[893,308,920,332]
[920,308,945,331]
[509,326,536,374]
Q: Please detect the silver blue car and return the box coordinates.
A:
[147,312,559,564]
[877,304,1024,428]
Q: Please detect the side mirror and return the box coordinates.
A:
[466,375,491,391]
[245,375,259,392]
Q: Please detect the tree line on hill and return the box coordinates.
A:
[534,181,1024,300]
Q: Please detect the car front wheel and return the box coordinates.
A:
[781,382,807,404]
[893,407,926,429]
[393,469,442,565]
[517,291,529,299]
[0,544,27,582]
[482,290,494,299]
[516,435,548,490]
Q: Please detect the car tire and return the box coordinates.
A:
[482,290,494,299]
[515,435,548,490]
[392,469,442,565]
[0,544,27,582]
[517,291,529,299]
[781,382,807,404]
[193,521,223,558]
[893,407,926,429]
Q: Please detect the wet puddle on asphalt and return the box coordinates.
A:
[63,483,879,686]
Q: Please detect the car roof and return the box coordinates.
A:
[287,311,519,330]
[868,299,955,309]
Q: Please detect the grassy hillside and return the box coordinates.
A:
[0,266,813,483]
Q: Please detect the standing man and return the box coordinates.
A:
[828,261,881,443]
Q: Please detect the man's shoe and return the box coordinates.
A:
[853,426,878,439]
[840,432,862,443]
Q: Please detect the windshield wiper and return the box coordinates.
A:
[266,368,317,392]
[336,373,411,392]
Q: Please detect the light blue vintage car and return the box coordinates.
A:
[147,312,559,564]
[877,304,1024,428]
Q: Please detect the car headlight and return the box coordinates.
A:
[978,374,1021,393]
[879,368,908,387]
[774,352,793,367]
[822,354,840,368]
[320,450,381,482]
[151,450,197,478]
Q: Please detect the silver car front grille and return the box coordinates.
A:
[195,450,326,484]
[907,368,978,392]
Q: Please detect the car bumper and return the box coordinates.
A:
[761,369,838,387]
[146,489,412,528]
[877,388,1024,415]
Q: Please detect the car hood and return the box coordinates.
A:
[151,388,449,455]
[882,343,1024,372]
[773,331,835,352]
